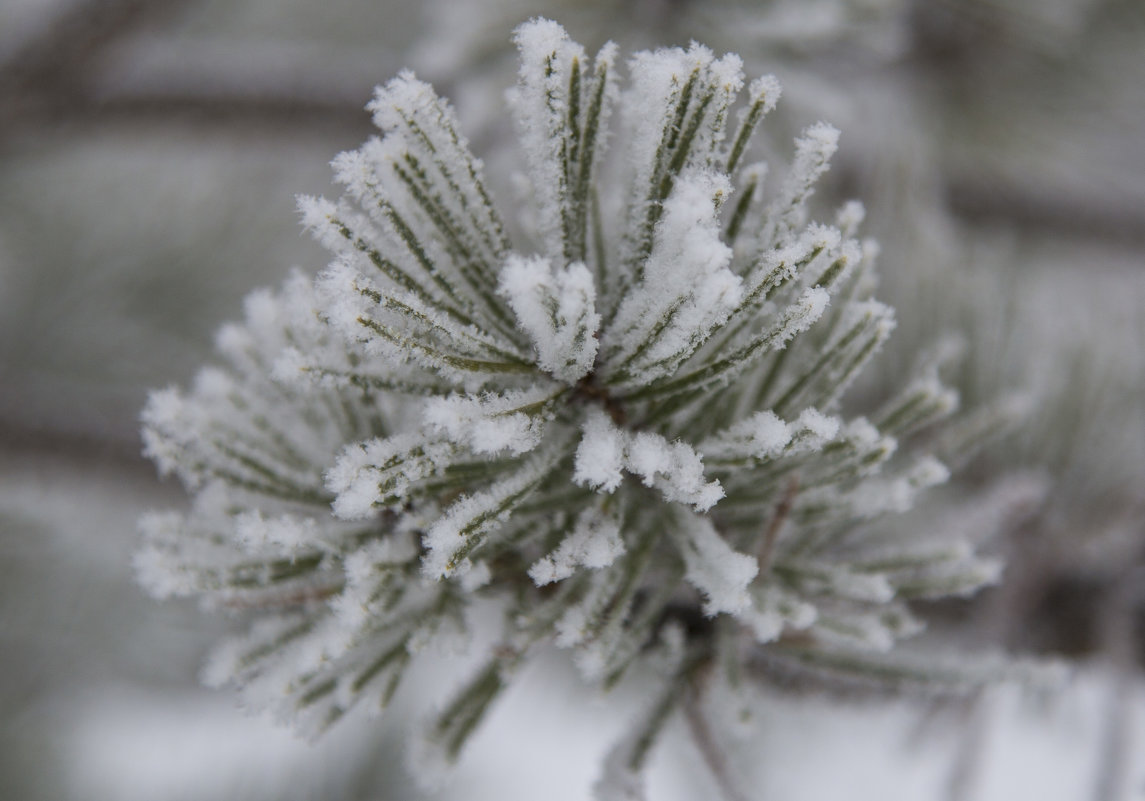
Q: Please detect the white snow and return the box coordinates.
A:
[508,19,588,260]
[529,506,626,585]
[573,409,627,493]
[500,254,600,383]
[423,386,557,455]
[574,410,724,511]
[671,512,758,616]
[605,169,742,385]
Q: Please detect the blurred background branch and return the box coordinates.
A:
[1,1,1142,799]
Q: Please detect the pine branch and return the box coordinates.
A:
[136,18,1034,792]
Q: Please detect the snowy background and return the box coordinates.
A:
[2,1,1144,799]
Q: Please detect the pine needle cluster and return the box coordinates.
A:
[137,19,1010,794]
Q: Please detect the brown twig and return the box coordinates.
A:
[759,476,799,573]
[943,690,990,801]
[684,675,752,801]
[0,0,193,95]
[219,582,342,610]
[946,177,1145,248]
[1093,564,1141,801]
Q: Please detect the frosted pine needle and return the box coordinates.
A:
[138,19,1019,794]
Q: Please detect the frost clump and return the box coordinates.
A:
[137,19,1014,795]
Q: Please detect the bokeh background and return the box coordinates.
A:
[2,1,1143,799]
